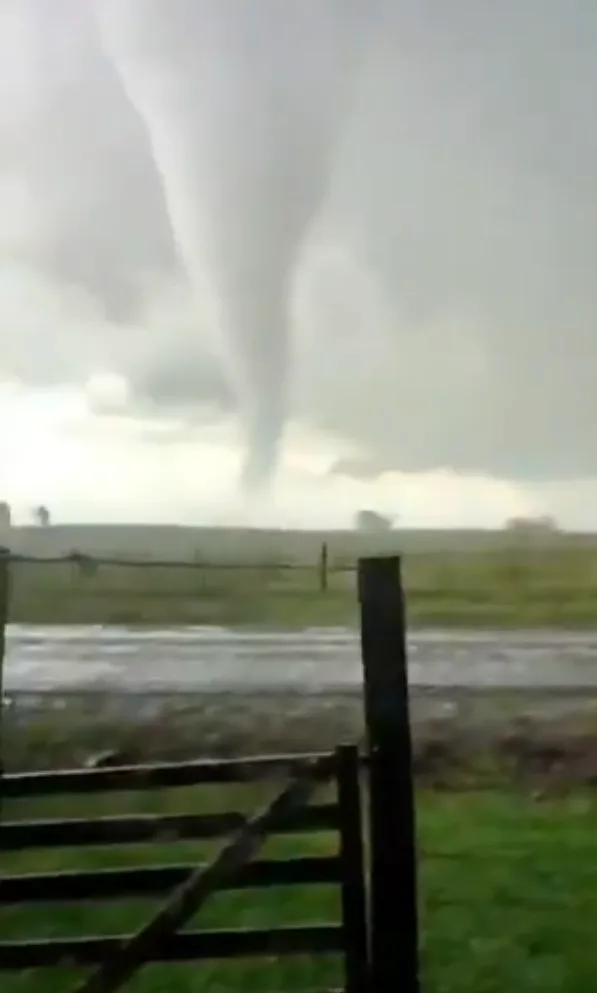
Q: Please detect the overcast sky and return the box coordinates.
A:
[1,2,597,527]
[0,378,550,528]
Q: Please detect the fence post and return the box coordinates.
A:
[318,542,329,592]
[357,555,419,993]
[0,546,11,819]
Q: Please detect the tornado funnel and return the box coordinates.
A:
[94,1,372,491]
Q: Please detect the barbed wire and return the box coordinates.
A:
[0,548,351,572]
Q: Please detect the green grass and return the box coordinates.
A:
[9,545,597,627]
[4,786,597,991]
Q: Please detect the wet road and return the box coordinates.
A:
[5,625,597,696]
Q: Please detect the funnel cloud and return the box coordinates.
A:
[3,2,597,487]
[9,0,372,489]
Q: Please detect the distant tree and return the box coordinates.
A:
[504,515,561,545]
[33,505,51,527]
[502,514,561,552]
[0,501,11,529]
[503,515,559,534]
[355,509,394,531]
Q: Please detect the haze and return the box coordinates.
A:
[1,2,597,527]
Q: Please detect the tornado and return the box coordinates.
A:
[92,2,372,490]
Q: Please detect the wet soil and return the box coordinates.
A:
[7,693,597,793]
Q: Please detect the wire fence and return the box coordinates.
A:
[3,550,331,570]
[0,545,353,634]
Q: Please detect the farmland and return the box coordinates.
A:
[6,539,597,627]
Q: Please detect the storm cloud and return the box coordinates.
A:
[2,1,597,484]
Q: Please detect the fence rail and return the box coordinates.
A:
[1,856,342,904]
[3,749,336,796]
[0,805,339,852]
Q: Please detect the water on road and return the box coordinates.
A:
[5,625,597,696]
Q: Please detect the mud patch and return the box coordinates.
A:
[6,690,597,792]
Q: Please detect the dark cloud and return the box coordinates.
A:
[8,0,177,320]
[129,352,233,413]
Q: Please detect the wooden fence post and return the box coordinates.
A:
[0,546,11,819]
[318,542,329,593]
[357,555,420,993]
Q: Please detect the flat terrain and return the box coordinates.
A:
[13,522,597,563]
[3,786,597,992]
[6,544,597,626]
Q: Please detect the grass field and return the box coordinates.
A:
[7,545,597,626]
[3,785,597,992]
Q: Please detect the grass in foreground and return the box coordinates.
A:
[3,786,597,991]
[9,545,597,627]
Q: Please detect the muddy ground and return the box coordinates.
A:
[5,690,597,791]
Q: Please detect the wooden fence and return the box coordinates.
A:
[1,747,367,992]
[0,554,420,992]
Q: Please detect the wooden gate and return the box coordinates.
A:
[0,553,421,992]
[1,746,368,992]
